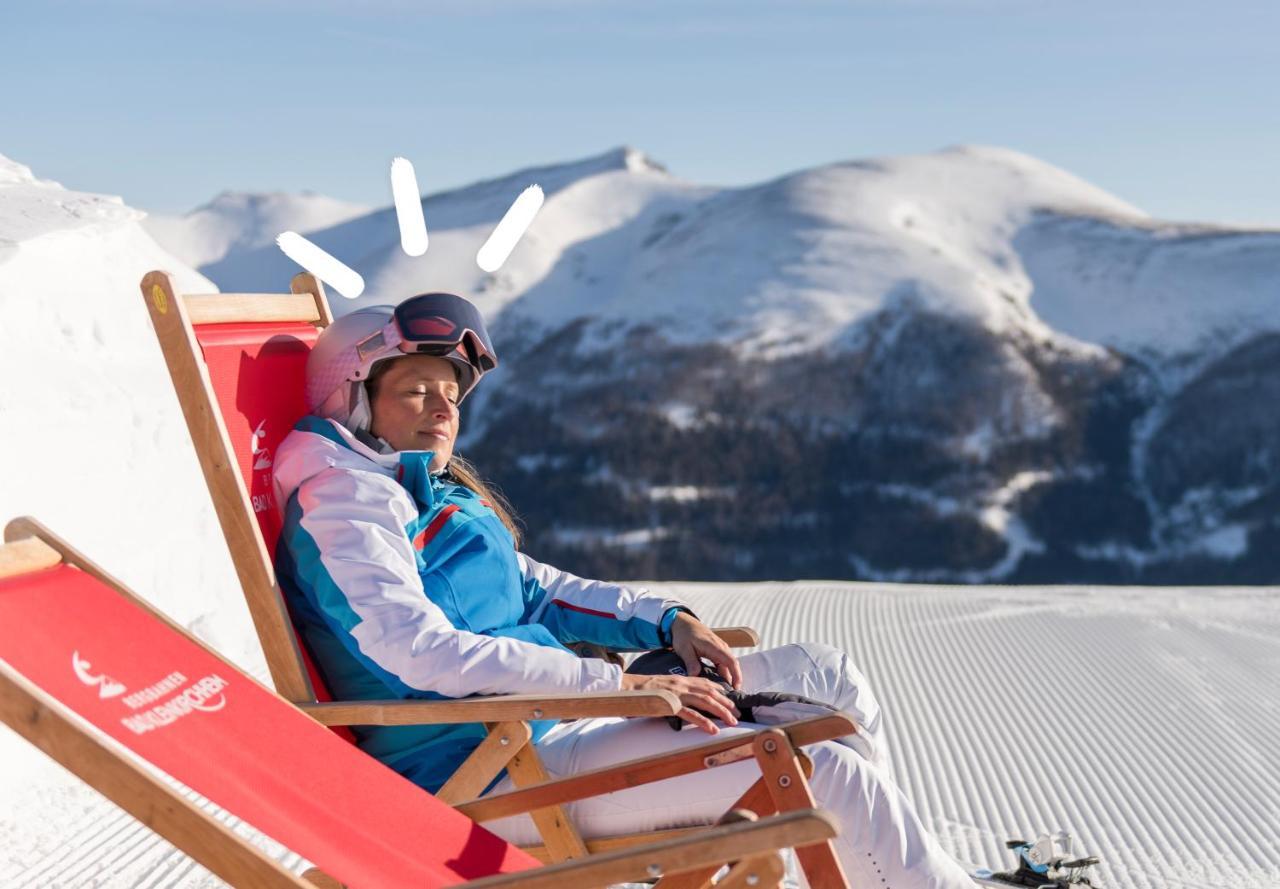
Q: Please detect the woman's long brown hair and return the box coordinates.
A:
[367,358,523,548]
[444,454,523,548]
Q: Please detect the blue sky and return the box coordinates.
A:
[4,0,1277,224]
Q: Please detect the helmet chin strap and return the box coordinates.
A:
[345,382,398,455]
[346,381,373,434]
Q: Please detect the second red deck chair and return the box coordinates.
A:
[0,516,840,889]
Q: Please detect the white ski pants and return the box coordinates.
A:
[483,642,975,889]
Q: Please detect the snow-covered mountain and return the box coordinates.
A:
[143,189,370,270]
[0,153,258,672]
[154,145,1280,584]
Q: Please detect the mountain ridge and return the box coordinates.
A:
[145,144,1280,584]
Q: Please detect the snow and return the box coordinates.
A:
[660,403,699,430]
[647,484,731,503]
[142,190,371,270]
[514,452,571,473]
[1195,523,1249,559]
[673,581,1280,889]
[1017,218,1280,361]
[550,525,671,549]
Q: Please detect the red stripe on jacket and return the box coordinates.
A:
[413,504,461,550]
[550,599,618,621]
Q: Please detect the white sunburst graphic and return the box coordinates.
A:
[275,156,545,299]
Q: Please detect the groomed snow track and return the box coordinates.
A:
[3,581,1278,888]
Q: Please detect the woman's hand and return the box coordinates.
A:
[620,671,740,734]
[670,612,743,691]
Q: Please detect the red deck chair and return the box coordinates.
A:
[0,517,839,889]
[138,270,850,882]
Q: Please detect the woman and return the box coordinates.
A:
[273,292,976,888]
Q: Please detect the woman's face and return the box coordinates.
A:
[369,354,460,469]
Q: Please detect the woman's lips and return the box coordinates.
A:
[420,430,450,441]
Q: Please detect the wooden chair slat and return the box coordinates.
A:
[0,536,62,580]
[182,293,323,325]
[297,690,680,725]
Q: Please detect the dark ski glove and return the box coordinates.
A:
[627,648,838,731]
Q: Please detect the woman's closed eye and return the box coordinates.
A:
[407,387,460,407]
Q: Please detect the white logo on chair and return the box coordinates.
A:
[71,651,127,699]
[117,671,232,735]
[71,651,231,735]
[250,420,273,471]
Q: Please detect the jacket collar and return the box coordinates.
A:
[285,416,449,508]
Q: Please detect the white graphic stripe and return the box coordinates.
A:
[390,156,428,257]
[276,232,365,299]
[476,184,544,273]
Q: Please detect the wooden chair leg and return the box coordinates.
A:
[730,776,777,818]
[717,853,786,889]
[437,722,531,805]
[300,868,344,888]
[651,860,719,888]
[504,742,590,862]
[752,729,848,888]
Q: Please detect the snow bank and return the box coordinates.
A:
[0,154,261,671]
[0,155,273,878]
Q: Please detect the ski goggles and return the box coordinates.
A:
[356,292,498,374]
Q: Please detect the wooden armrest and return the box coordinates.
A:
[710,626,759,648]
[457,712,857,822]
[296,690,681,726]
[464,809,839,889]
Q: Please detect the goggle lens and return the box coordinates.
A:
[392,293,497,372]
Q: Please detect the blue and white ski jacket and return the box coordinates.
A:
[273,416,688,792]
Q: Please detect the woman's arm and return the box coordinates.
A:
[283,467,623,699]
[516,550,691,651]
[518,553,744,689]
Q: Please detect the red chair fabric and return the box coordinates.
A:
[193,320,350,734]
[0,563,538,887]
[194,321,318,554]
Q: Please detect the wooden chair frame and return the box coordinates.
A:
[0,517,842,889]
[139,271,847,884]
